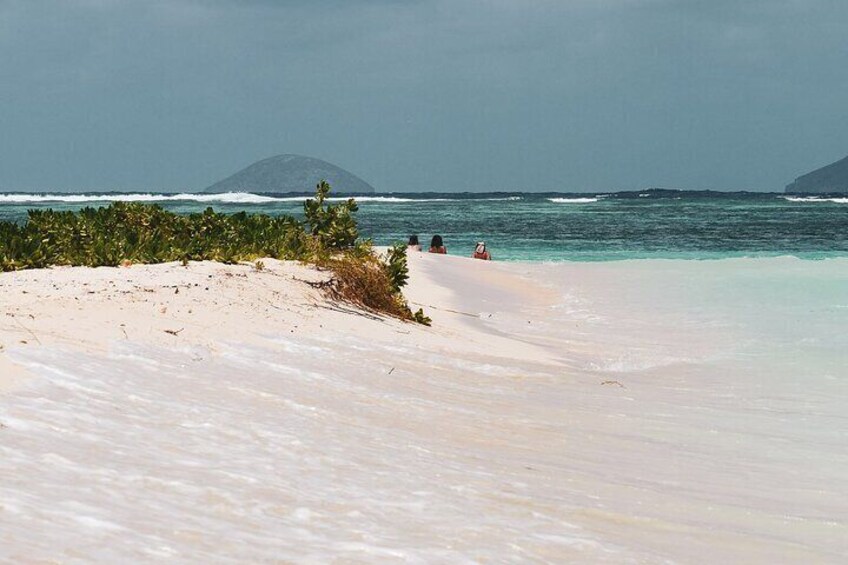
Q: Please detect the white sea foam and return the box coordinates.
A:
[0,192,282,204]
[547,197,598,204]
[0,193,522,205]
[339,196,522,202]
[782,196,848,204]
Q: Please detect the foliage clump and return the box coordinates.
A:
[304,180,359,250]
[317,243,426,323]
[0,182,430,324]
[0,203,306,270]
[384,243,410,293]
[412,308,432,326]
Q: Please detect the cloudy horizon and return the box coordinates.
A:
[1,0,847,192]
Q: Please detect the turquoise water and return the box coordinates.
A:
[1,190,847,261]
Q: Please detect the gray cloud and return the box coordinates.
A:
[0,0,846,191]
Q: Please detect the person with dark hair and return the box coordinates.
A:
[472,241,491,260]
[407,235,421,252]
[429,235,447,254]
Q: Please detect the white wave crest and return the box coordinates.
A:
[340,196,443,202]
[782,196,848,204]
[0,192,284,204]
[547,197,598,204]
[0,193,523,205]
[339,196,522,202]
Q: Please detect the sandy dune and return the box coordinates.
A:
[0,254,552,385]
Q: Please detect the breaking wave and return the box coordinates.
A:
[547,197,598,204]
[782,196,848,204]
[0,193,523,205]
[0,192,282,204]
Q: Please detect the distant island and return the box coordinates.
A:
[204,154,376,194]
[785,154,848,194]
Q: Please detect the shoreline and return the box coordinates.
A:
[1,255,846,561]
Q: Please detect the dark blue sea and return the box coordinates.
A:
[1,190,846,261]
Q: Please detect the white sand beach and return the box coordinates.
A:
[1,254,847,562]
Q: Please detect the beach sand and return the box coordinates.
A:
[1,254,846,562]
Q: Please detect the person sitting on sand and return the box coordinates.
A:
[429,235,447,254]
[472,241,491,260]
[407,235,422,252]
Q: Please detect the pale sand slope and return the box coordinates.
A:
[0,255,552,386]
[1,254,846,562]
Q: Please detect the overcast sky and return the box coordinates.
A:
[1,0,846,192]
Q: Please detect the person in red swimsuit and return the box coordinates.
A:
[429,235,447,254]
[472,241,491,260]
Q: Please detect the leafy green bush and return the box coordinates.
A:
[384,243,409,293]
[303,180,359,250]
[0,203,306,270]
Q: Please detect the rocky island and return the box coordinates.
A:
[204,154,376,194]
[785,154,848,194]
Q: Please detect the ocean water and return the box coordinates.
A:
[1,190,847,261]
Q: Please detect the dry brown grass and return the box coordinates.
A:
[320,253,413,321]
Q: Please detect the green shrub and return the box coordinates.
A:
[2,200,307,269]
[303,180,359,250]
[384,243,409,293]
[412,308,432,326]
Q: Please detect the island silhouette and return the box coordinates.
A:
[204,154,376,194]
[786,154,848,194]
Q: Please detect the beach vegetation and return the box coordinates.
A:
[303,180,359,250]
[0,182,430,324]
[384,243,410,293]
[412,308,432,326]
[318,251,411,320]
[314,242,425,323]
